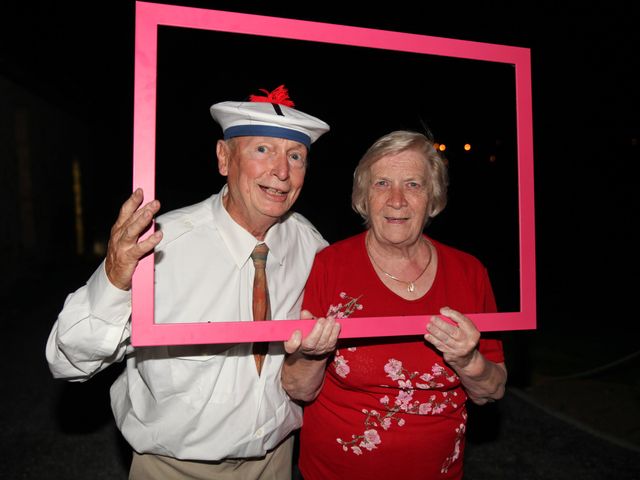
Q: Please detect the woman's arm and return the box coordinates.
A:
[425,307,507,405]
[281,311,340,402]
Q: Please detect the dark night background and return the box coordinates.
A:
[1,1,639,479]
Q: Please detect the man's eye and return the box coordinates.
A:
[256,145,268,153]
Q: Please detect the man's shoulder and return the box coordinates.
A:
[281,211,326,243]
[313,232,364,262]
[155,195,217,246]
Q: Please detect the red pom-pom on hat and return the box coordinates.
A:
[249,84,295,107]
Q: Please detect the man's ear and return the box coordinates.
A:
[216,139,230,176]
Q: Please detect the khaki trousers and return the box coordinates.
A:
[129,435,294,480]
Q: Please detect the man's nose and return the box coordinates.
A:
[271,152,290,180]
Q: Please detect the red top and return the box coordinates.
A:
[299,232,505,480]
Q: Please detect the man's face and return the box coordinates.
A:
[217,136,308,238]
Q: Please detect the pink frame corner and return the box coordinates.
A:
[131,1,536,346]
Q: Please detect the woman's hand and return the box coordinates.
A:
[425,306,480,369]
[284,310,341,357]
[425,306,507,404]
[282,310,341,402]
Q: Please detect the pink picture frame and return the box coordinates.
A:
[131,1,536,346]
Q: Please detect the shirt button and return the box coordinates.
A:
[255,428,264,437]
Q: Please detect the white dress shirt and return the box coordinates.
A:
[46,185,327,460]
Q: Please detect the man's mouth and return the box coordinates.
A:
[261,186,288,196]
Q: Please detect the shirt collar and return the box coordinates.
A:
[212,185,286,268]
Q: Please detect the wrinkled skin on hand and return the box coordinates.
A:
[284,310,341,357]
[424,306,480,369]
[105,188,163,291]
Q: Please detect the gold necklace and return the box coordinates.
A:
[366,234,433,293]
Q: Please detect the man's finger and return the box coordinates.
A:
[114,189,144,229]
[133,230,163,258]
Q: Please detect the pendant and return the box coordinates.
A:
[407,282,415,293]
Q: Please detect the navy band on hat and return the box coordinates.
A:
[224,124,311,148]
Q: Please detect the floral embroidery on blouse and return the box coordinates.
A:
[336,358,462,458]
[440,412,467,473]
[327,292,363,379]
[326,292,363,318]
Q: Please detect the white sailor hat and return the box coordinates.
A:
[210,85,330,148]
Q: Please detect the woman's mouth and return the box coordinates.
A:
[385,216,409,223]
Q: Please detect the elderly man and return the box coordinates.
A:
[46,86,340,479]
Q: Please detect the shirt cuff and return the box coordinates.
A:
[86,261,132,325]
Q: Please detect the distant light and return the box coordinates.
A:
[489,154,497,163]
[463,143,471,151]
[438,143,446,152]
[434,142,440,150]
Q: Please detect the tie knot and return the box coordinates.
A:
[250,243,269,268]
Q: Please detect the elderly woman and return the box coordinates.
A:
[282,130,507,479]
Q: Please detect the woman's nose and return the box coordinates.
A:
[387,185,407,208]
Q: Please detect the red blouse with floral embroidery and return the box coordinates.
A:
[298,232,505,480]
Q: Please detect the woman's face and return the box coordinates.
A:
[367,149,430,248]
